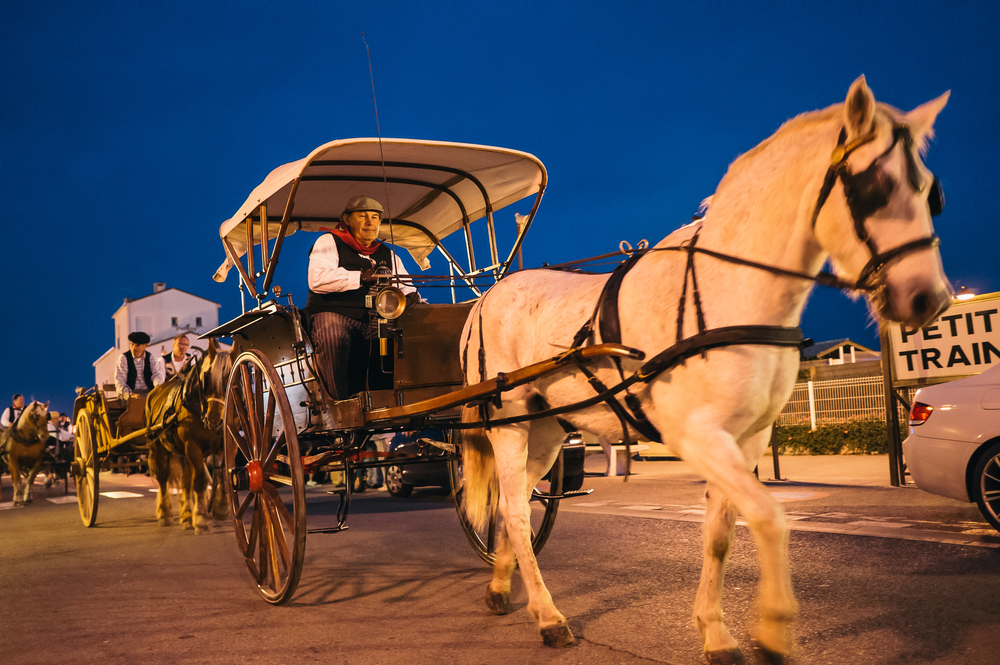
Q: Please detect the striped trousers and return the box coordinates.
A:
[311,311,384,401]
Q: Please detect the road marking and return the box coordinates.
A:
[100,491,144,499]
[559,500,1000,548]
[771,491,830,502]
[46,496,78,505]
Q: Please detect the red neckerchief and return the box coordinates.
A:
[320,222,382,256]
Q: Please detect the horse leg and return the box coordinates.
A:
[179,458,194,530]
[187,443,210,535]
[492,417,574,647]
[149,446,174,526]
[695,484,743,665]
[10,457,25,506]
[676,426,797,661]
[24,457,44,503]
[486,512,516,615]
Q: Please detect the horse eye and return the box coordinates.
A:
[928,177,944,217]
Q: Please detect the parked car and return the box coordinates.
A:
[902,362,1000,532]
[384,432,586,498]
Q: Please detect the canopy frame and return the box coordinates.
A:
[216,139,547,313]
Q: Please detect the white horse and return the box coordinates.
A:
[460,76,951,664]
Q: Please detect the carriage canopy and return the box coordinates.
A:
[213,138,547,300]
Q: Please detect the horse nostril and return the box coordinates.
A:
[912,292,930,318]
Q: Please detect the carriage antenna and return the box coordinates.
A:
[362,33,400,278]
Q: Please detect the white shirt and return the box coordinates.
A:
[308,234,417,296]
[1,406,23,428]
[164,352,193,378]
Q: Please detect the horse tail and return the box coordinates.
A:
[460,405,498,531]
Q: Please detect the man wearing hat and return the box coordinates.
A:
[114,331,166,399]
[305,195,420,401]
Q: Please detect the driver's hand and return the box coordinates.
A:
[360,268,378,284]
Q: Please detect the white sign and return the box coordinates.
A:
[888,293,1000,383]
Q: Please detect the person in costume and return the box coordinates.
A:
[114,331,166,398]
[305,195,419,401]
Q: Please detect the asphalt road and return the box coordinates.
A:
[2,464,998,665]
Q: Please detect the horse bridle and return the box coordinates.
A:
[811,123,944,291]
[181,360,225,431]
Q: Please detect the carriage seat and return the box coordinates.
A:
[102,384,125,411]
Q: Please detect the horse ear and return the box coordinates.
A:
[844,75,876,138]
[905,91,950,151]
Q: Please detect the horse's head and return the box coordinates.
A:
[198,340,231,431]
[814,75,952,330]
[22,401,50,436]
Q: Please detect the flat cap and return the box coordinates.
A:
[343,195,384,215]
[128,331,151,344]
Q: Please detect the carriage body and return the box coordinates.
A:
[209,138,597,604]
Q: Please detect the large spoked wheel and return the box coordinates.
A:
[973,440,1000,533]
[73,407,99,527]
[450,438,563,565]
[224,349,306,605]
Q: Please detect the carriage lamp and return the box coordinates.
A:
[373,286,407,320]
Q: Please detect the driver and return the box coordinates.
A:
[305,195,419,400]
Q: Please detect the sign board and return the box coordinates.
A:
[885,292,1000,386]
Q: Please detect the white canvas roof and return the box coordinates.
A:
[213,138,546,283]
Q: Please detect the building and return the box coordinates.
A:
[800,338,882,381]
[92,283,222,388]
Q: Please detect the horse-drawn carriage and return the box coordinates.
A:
[205,78,955,663]
[206,138,607,604]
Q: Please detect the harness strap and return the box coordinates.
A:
[457,325,804,431]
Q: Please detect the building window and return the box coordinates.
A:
[171,317,178,326]
[196,317,202,327]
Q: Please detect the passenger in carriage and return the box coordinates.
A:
[114,331,166,399]
[304,195,421,401]
[1,393,25,430]
[162,334,193,380]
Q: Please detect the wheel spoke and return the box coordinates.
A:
[263,390,276,442]
[263,490,291,572]
[236,490,254,520]
[262,431,286,475]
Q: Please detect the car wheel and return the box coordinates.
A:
[385,464,413,498]
[973,440,1000,533]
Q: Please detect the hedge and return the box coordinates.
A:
[772,419,888,455]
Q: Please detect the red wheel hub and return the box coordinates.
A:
[246,460,263,493]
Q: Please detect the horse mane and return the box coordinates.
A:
[207,351,233,395]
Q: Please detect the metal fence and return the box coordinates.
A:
[777,375,912,428]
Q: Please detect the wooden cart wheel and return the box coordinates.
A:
[450,437,563,565]
[73,407,99,527]
[224,349,306,605]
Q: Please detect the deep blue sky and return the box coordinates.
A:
[2,1,997,415]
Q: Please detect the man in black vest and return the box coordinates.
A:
[305,195,420,401]
[1,393,25,430]
[114,331,166,398]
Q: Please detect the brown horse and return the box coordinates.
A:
[145,341,231,533]
[2,401,51,506]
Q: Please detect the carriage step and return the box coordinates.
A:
[531,488,594,500]
[308,525,349,534]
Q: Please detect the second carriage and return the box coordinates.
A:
[209,139,637,604]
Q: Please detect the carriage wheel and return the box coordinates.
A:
[73,408,99,527]
[450,438,563,565]
[224,349,306,605]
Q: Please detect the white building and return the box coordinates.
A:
[92,283,222,388]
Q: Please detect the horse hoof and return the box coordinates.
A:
[752,641,790,665]
[485,588,512,615]
[182,521,194,530]
[157,518,172,527]
[706,648,746,665]
[540,622,575,648]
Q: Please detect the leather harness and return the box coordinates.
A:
[463,122,942,474]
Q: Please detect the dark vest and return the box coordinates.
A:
[125,351,154,391]
[305,233,394,320]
